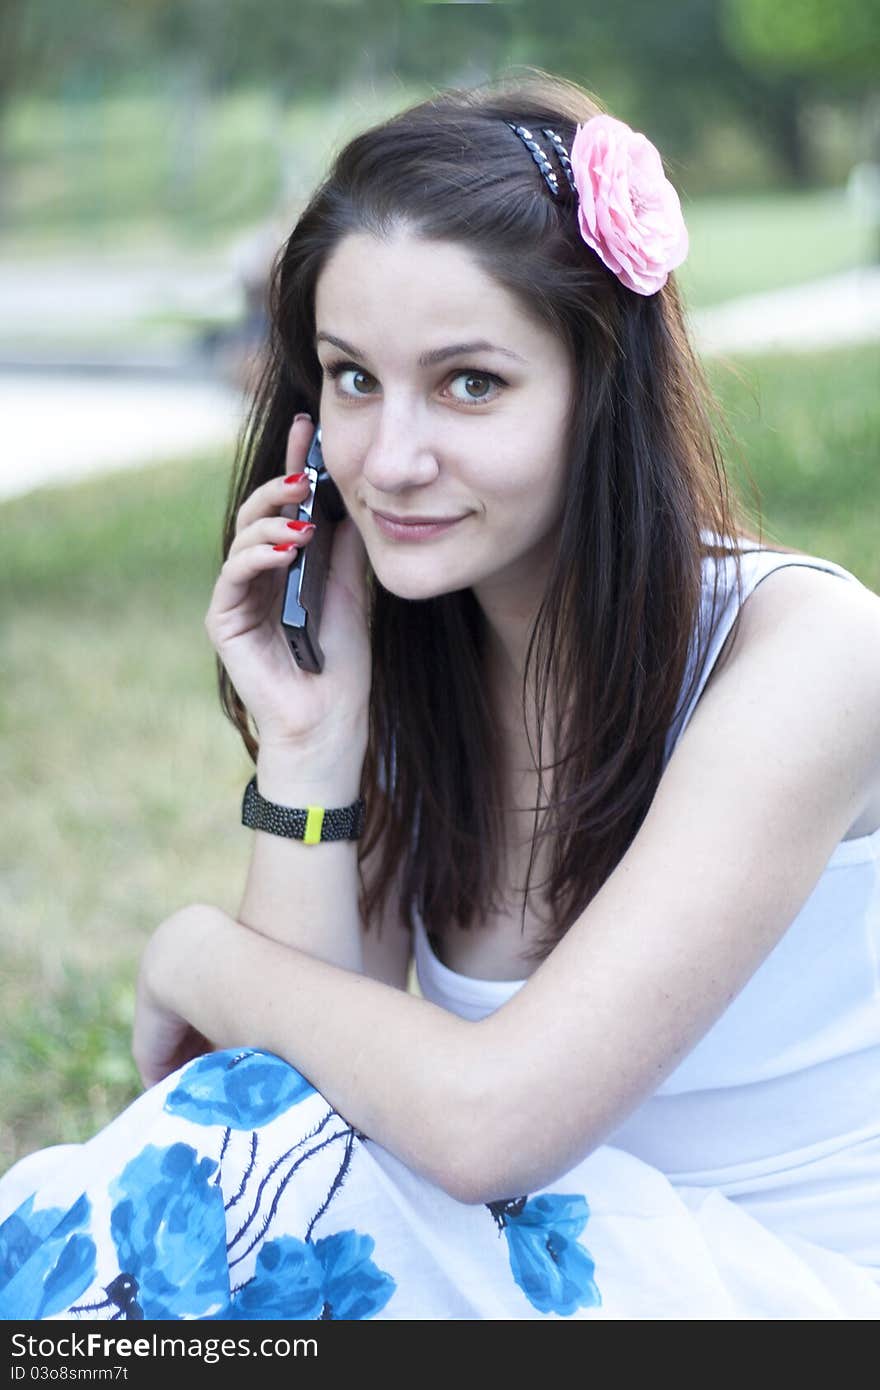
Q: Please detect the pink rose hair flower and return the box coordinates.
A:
[570,115,689,296]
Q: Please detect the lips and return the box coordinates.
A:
[372,510,466,525]
[370,509,468,541]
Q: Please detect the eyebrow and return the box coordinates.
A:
[314,332,527,367]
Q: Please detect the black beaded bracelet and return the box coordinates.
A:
[241,775,366,843]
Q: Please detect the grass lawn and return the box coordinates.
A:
[1,341,878,1172]
[677,188,877,308]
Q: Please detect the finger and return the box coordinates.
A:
[233,470,311,538]
[228,512,317,560]
[285,413,315,474]
[206,529,315,624]
[233,415,315,536]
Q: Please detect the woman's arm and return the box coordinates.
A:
[202,424,380,978]
[237,745,412,987]
[236,744,366,972]
[141,566,880,1205]
[140,909,476,1195]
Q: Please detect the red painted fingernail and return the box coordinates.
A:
[284,472,308,484]
[287,520,315,533]
[272,543,297,552]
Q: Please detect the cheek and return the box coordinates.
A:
[474,441,567,525]
[317,437,355,492]
[318,406,366,484]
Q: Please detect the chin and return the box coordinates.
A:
[372,573,455,603]
[367,553,468,604]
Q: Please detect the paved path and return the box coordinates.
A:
[0,255,240,340]
[693,265,880,355]
[0,371,244,502]
[1,265,878,504]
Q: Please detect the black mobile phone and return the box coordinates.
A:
[280,425,347,673]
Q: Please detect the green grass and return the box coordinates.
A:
[705,346,880,584]
[678,188,877,308]
[1,342,878,1172]
[0,961,140,1166]
[0,448,257,1171]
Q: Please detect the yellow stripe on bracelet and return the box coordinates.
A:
[303,806,325,845]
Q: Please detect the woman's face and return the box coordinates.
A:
[313,230,575,606]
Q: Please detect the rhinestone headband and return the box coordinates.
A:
[505,123,577,199]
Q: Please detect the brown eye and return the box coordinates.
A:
[325,362,377,397]
[448,370,505,407]
[464,374,491,399]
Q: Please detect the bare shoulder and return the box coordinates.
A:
[692,559,880,824]
[705,560,880,837]
[710,559,880,690]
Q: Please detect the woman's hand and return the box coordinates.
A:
[133,913,214,1090]
[204,414,372,760]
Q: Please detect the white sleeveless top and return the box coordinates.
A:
[413,541,880,1253]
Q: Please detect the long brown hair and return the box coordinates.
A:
[219,69,790,965]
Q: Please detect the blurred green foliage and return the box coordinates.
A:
[726,0,880,80]
[1,0,877,199]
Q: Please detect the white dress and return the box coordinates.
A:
[2,542,879,1320]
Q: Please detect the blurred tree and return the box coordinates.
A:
[724,0,880,174]
[507,0,840,185]
[0,0,164,102]
[1,0,874,193]
[724,0,880,82]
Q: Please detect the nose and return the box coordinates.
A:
[360,400,440,495]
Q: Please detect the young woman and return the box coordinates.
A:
[2,71,879,1321]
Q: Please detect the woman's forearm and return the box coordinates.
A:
[236,742,367,971]
[155,909,480,1199]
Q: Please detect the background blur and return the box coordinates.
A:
[2,0,879,1170]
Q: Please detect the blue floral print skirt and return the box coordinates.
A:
[2,1049,879,1320]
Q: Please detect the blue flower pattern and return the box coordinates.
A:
[0,1193,96,1320]
[0,1048,601,1319]
[488,1193,602,1315]
[164,1050,315,1127]
[224,1232,394,1320]
[105,1143,228,1318]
